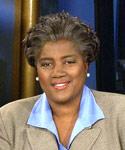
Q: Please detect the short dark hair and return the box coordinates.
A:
[23,12,100,67]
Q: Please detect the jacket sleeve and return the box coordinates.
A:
[0,110,11,149]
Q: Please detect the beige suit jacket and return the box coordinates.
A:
[0,90,125,150]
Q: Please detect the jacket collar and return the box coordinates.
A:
[26,125,101,150]
[70,127,101,150]
[26,126,58,150]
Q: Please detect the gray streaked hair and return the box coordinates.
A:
[23,11,100,67]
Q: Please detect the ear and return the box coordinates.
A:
[84,62,89,73]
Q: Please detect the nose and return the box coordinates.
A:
[51,63,66,78]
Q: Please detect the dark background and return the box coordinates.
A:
[0,0,125,106]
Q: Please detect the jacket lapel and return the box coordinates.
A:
[70,127,101,150]
[26,126,58,150]
[26,125,101,150]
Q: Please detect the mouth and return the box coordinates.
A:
[52,81,70,90]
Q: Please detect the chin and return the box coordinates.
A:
[48,94,72,105]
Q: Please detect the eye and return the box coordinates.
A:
[40,62,53,69]
[64,59,76,65]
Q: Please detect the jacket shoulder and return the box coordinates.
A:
[0,95,40,121]
[92,90,125,114]
[92,90,125,102]
[92,90,125,101]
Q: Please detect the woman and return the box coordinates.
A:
[0,12,125,150]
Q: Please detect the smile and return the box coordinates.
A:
[53,82,70,90]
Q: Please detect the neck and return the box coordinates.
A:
[49,98,81,119]
[50,99,80,147]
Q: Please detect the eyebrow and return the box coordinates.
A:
[62,54,77,59]
[39,57,53,61]
[38,54,77,62]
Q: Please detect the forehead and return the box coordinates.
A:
[39,40,80,58]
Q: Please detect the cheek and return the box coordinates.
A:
[75,65,88,81]
[75,64,88,76]
[37,70,49,86]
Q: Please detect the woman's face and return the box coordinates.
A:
[36,40,88,105]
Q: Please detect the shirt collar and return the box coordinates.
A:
[69,85,105,144]
[27,92,58,136]
[79,85,104,126]
[27,85,105,146]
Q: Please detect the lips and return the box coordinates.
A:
[52,81,70,90]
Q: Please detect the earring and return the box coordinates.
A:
[87,73,90,77]
[36,77,39,81]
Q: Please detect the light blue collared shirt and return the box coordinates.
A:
[27,85,105,150]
